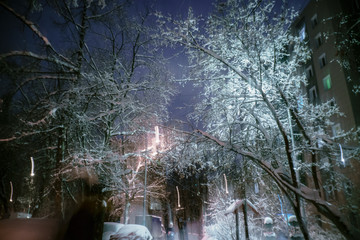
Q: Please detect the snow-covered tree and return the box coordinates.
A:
[104,124,169,223]
[0,0,175,221]
[155,0,359,239]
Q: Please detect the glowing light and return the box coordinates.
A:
[155,126,160,144]
[27,203,31,218]
[176,186,181,208]
[150,151,157,157]
[224,174,229,194]
[30,157,35,176]
[339,144,345,166]
[9,181,13,202]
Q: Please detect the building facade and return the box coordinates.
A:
[293,0,360,232]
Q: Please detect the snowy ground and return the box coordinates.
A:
[103,222,153,240]
[0,218,59,240]
[0,219,153,240]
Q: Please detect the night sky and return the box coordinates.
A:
[0,0,310,124]
[145,0,311,124]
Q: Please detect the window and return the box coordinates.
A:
[329,98,336,107]
[332,123,341,137]
[324,185,336,200]
[317,129,325,148]
[297,96,304,110]
[344,181,352,196]
[150,197,162,210]
[354,0,360,9]
[298,23,306,41]
[309,86,317,103]
[316,215,322,228]
[311,14,318,28]
[315,33,323,48]
[323,74,331,90]
[319,53,326,68]
[254,182,259,194]
[305,65,313,79]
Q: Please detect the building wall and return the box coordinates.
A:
[293,0,360,230]
[302,0,359,133]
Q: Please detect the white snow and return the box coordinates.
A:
[103,222,124,233]
[224,199,259,215]
[102,223,152,240]
[264,217,273,225]
[288,215,297,223]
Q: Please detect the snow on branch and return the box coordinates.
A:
[0,51,76,70]
[0,2,51,47]
[196,128,357,238]
[0,2,76,68]
[20,108,58,127]
[0,125,63,142]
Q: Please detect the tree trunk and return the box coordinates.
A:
[55,127,66,219]
[242,201,249,240]
[294,195,309,240]
[0,175,10,219]
[235,210,240,240]
[241,161,249,240]
[123,195,130,224]
[195,129,360,240]
[76,1,88,74]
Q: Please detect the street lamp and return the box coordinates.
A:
[223,174,229,194]
[176,186,181,208]
[143,154,148,226]
[9,181,13,202]
[30,157,35,177]
[155,126,160,144]
[143,126,161,226]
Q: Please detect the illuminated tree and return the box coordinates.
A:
[156,0,359,239]
[0,0,174,220]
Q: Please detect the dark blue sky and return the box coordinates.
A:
[141,0,309,17]
[0,0,310,124]
[150,0,311,123]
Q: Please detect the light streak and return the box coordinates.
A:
[155,126,160,144]
[9,181,13,202]
[27,203,31,218]
[176,186,181,208]
[339,144,345,166]
[224,174,229,194]
[30,157,35,176]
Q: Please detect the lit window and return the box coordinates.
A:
[332,123,341,137]
[311,14,318,28]
[254,182,259,194]
[323,74,331,90]
[315,33,323,48]
[319,53,326,68]
[299,24,306,41]
[297,96,304,110]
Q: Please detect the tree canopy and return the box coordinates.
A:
[155,0,360,239]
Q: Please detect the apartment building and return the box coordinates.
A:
[292,0,360,231]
